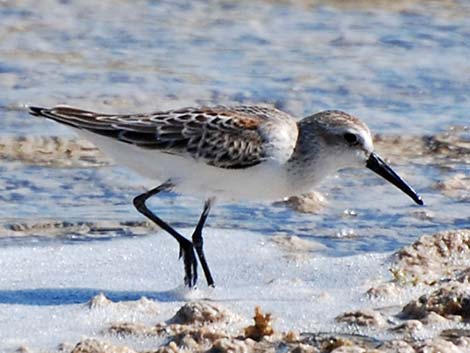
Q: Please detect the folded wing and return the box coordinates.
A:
[28,105,298,169]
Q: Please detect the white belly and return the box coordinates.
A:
[76,129,298,201]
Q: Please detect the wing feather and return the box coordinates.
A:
[28,105,297,169]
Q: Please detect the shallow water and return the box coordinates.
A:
[1,1,470,351]
[1,0,469,255]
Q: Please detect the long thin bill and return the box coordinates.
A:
[366,152,423,205]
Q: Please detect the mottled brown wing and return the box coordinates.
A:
[28,105,272,169]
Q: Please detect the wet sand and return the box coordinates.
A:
[8,230,469,353]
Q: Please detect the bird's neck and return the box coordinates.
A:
[284,124,334,194]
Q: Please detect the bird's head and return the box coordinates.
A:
[297,110,423,205]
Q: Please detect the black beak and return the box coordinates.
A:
[366,152,423,205]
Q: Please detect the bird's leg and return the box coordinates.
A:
[133,181,198,288]
[192,198,215,287]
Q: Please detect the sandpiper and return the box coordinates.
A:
[28,105,423,287]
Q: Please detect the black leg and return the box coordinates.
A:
[192,198,215,287]
[133,181,198,287]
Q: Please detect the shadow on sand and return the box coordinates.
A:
[0,287,183,306]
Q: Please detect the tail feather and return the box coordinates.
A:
[26,105,117,130]
[27,105,47,117]
[26,105,154,145]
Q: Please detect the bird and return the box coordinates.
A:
[27,104,423,288]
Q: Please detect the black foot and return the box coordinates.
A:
[133,183,215,289]
[179,238,198,288]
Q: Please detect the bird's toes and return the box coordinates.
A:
[181,244,198,288]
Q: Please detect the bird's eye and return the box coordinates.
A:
[344,133,359,145]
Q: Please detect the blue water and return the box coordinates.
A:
[0,0,469,255]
